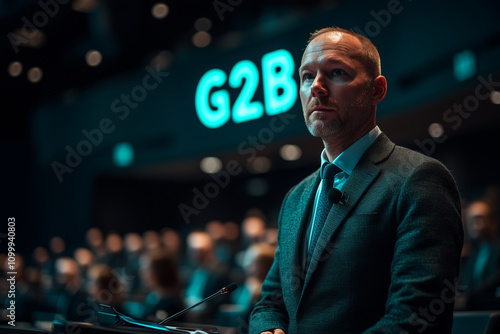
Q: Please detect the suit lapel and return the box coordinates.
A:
[282,171,320,308]
[301,133,395,294]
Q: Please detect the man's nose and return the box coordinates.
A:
[311,74,328,97]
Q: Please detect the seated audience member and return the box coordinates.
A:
[218,242,276,326]
[74,247,95,285]
[224,221,241,246]
[183,230,231,325]
[87,264,125,315]
[262,227,278,247]
[457,194,500,310]
[32,246,53,290]
[49,236,67,289]
[223,221,242,269]
[160,228,184,260]
[124,232,145,298]
[143,230,162,254]
[206,220,235,267]
[241,211,267,249]
[104,232,127,272]
[86,227,108,264]
[55,257,93,322]
[139,250,185,323]
[239,243,276,307]
[234,212,268,270]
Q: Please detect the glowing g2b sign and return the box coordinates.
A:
[195,49,297,129]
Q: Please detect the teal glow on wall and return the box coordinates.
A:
[113,142,134,167]
[453,49,476,81]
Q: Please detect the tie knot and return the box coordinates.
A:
[321,163,340,181]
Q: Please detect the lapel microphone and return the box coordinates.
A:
[158,283,238,325]
[328,188,345,204]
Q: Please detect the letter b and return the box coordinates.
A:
[262,49,297,116]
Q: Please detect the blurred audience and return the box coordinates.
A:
[241,211,267,248]
[1,207,284,328]
[1,254,41,323]
[143,230,163,254]
[74,247,95,284]
[49,236,67,289]
[223,221,242,268]
[87,264,126,314]
[50,237,67,258]
[262,227,278,247]
[206,220,236,267]
[183,230,231,325]
[160,227,183,259]
[235,210,268,270]
[457,190,500,310]
[218,242,276,327]
[54,257,92,322]
[32,246,54,290]
[123,232,145,298]
[86,227,108,264]
[104,232,127,273]
[239,243,276,305]
[139,250,185,322]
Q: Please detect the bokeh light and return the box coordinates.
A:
[200,156,222,174]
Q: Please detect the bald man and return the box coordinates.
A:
[249,27,463,334]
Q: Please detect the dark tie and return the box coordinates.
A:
[308,163,340,262]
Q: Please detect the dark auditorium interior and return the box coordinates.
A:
[1,0,500,333]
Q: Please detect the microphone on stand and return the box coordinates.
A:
[158,283,238,325]
[97,283,238,333]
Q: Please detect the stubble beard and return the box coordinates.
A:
[306,112,343,138]
[305,87,372,139]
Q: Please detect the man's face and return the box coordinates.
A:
[466,201,498,241]
[299,32,375,140]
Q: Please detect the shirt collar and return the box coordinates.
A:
[320,126,381,175]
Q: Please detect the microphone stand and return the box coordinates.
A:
[97,283,237,332]
[158,284,237,325]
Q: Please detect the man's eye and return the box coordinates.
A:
[332,69,345,76]
[303,73,314,81]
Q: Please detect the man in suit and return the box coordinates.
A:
[249,27,464,334]
[457,196,500,310]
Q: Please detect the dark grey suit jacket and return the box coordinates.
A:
[249,133,464,334]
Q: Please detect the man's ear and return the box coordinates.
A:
[372,75,387,105]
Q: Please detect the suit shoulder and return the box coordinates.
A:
[390,144,452,173]
[367,133,449,175]
[378,144,459,193]
[393,144,436,161]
